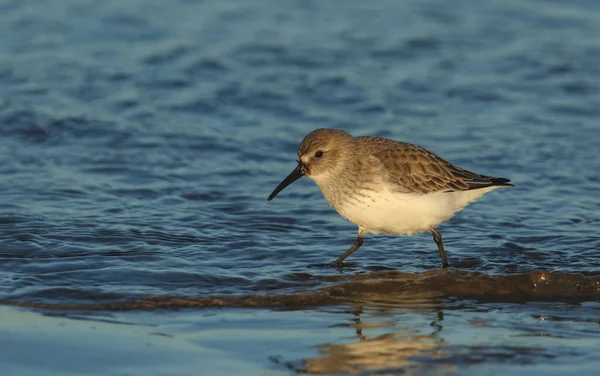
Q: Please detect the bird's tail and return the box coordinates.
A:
[490,177,514,187]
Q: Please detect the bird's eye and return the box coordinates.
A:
[315,151,323,158]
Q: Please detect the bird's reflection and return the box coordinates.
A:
[302,305,453,374]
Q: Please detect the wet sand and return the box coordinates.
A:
[0,306,286,376]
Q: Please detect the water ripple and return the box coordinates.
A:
[0,0,599,311]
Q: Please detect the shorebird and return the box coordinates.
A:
[267,128,513,267]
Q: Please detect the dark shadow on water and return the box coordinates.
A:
[1,269,598,311]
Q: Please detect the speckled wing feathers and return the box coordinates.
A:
[358,137,502,194]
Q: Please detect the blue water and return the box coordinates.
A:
[1,0,599,374]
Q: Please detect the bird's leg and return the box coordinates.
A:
[430,228,450,268]
[330,229,364,266]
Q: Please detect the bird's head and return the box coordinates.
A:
[268,128,353,200]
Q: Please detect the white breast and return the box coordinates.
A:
[331,186,501,235]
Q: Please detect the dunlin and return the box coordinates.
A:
[268,129,513,267]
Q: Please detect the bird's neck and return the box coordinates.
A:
[311,155,362,209]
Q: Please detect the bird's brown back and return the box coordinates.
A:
[354,136,511,194]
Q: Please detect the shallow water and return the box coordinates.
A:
[1,0,599,374]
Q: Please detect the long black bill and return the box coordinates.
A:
[267,164,305,200]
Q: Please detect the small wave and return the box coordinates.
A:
[2,270,597,311]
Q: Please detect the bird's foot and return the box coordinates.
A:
[441,262,450,269]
